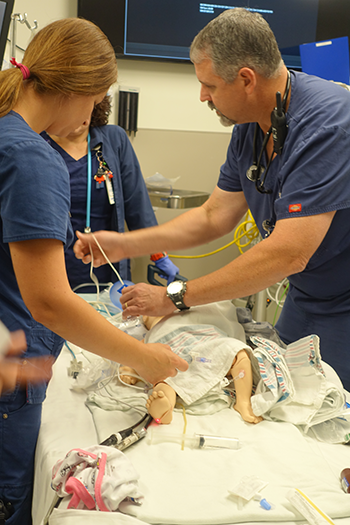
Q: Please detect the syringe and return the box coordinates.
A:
[147,428,240,449]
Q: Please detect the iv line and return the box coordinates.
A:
[91,232,125,287]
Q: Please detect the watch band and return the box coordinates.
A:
[173,297,189,311]
[166,281,189,311]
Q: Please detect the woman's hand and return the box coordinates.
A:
[136,342,188,385]
[73,230,124,267]
[0,328,54,396]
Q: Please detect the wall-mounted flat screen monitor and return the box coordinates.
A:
[0,0,14,70]
[78,0,350,70]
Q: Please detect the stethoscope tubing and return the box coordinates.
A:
[85,132,92,233]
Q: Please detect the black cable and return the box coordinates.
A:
[100,412,150,446]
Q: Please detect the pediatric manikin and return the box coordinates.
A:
[120,311,262,425]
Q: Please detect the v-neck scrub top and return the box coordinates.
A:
[0,111,74,394]
[42,125,157,290]
[0,111,75,525]
[218,71,350,390]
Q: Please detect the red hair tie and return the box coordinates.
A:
[10,58,30,80]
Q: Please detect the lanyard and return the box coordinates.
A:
[85,133,115,234]
[84,134,123,292]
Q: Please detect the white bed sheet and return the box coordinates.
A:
[33,344,350,525]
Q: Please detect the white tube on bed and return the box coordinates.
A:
[147,428,240,449]
[286,489,335,525]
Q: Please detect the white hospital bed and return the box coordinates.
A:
[33,314,350,525]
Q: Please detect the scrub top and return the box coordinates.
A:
[42,125,157,290]
[0,111,74,402]
[218,71,350,389]
[218,71,350,315]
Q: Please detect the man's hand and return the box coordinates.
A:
[120,282,176,318]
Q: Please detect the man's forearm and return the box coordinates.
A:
[118,205,221,259]
[182,234,305,307]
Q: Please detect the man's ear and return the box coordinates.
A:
[237,67,257,94]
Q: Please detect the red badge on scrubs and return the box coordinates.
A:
[289,203,302,213]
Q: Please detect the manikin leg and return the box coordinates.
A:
[230,349,263,424]
[146,382,177,424]
[119,366,176,424]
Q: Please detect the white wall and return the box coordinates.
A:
[5,0,76,60]
[6,0,231,134]
[5,2,269,318]
[5,1,277,322]
[115,59,229,133]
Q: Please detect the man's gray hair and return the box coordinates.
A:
[190,8,283,82]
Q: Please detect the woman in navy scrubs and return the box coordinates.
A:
[0,18,187,525]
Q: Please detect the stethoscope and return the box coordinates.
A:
[84,132,92,234]
[246,71,291,195]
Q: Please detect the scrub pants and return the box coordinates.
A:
[0,387,42,525]
[276,292,350,393]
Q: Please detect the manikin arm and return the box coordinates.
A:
[229,349,262,424]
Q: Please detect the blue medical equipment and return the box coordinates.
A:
[300,36,350,85]
[109,279,134,309]
[147,264,187,286]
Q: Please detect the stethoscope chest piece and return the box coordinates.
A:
[246,164,265,182]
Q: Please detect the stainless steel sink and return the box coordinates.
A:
[147,186,210,209]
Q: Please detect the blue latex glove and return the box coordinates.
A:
[154,255,179,285]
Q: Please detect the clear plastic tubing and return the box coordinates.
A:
[147,429,240,449]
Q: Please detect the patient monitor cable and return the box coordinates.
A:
[167,210,286,322]
[100,413,153,450]
[168,210,259,259]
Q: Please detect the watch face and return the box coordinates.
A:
[168,280,183,294]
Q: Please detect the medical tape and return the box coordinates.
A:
[286,488,335,525]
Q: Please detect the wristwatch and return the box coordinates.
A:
[166,280,189,311]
